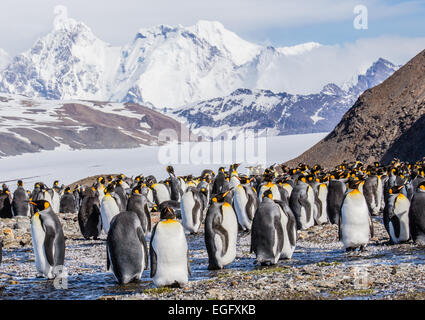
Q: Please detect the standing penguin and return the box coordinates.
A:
[29,200,65,279]
[258,170,281,203]
[212,167,227,195]
[180,186,204,234]
[166,166,183,201]
[150,206,191,287]
[0,185,13,218]
[314,177,329,225]
[251,190,297,265]
[12,180,30,217]
[51,181,62,214]
[127,185,152,235]
[339,179,373,252]
[383,185,410,244]
[100,185,121,234]
[106,210,148,284]
[327,173,348,224]
[233,177,258,231]
[408,181,425,245]
[289,176,315,230]
[78,186,102,240]
[204,191,238,270]
[59,187,77,214]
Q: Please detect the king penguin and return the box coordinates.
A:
[12,180,30,217]
[100,184,121,234]
[233,176,258,231]
[408,181,425,245]
[327,172,348,224]
[150,206,191,287]
[289,175,315,230]
[127,185,152,235]
[251,190,297,265]
[339,179,373,252]
[106,210,148,284]
[59,187,77,214]
[383,185,410,244]
[0,185,13,218]
[29,200,66,279]
[204,191,238,270]
[180,186,205,234]
[78,186,102,240]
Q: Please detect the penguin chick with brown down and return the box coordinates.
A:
[339,179,373,252]
[150,206,190,287]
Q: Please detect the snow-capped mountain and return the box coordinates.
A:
[0,94,188,157]
[0,14,386,110]
[0,48,10,70]
[170,58,399,137]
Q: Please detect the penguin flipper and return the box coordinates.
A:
[143,203,151,232]
[136,227,149,269]
[149,224,158,277]
[187,249,192,276]
[43,226,56,266]
[274,215,284,256]
[390,216,401,239]
[213,214,229,257]
[338,214,342,241]
[106,246,110,271]
[369,216,374,239]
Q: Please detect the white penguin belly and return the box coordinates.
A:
[283,184,293,198]
[152,221,188,287]
[278,207,295,259]
[180,190,200,233]
[52,191,60,213]
[317,185,329,224]
[306,186,315,228]
[233,186,251,231]
[214,204,238,267]
[341,193,370,248]
[154,184,171,204]
[100,196,120,234]
[31,216,53,278]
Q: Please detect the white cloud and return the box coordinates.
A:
[254,35,425,94]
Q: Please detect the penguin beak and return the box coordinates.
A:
[29,201,37,206]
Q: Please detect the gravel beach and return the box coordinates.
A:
[1,211,425,300]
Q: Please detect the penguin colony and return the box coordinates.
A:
[0,158,425,288]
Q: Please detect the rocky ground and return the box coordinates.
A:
[1,211,425,300]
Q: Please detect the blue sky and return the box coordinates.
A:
[0,0,424,56]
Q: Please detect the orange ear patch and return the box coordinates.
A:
[44,202,50,209]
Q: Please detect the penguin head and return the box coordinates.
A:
[199,187,208,197]
[17,180,23,187]
[262,189,273,200]
[65,187,71,193]
[347,178,363,190]
[160,206,176,220]
[238,176,251,185]
[417,181,425,193]
[104,184,115,195]
[389,185,404,195]
[29,200,51,214]
[166,165,175,175]
[218,167,225,173]
[54,180,59,187]
[211,190,230,203]
[132,185,142,195]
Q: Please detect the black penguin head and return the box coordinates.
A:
[199,187,208,197]
[211,191,230,203]
[166,165,175,175]
[17,180,23,187]
[417,181,425,192]
[30,200,51,213]
[389,185,404,195]
[238,176,251,184]
[347,178,363,190]
[262,189,273,200]
[54,180,59,187]
[104,184,115,195]
[132,185,142,195]
[218,167,225,173]
[160,206,176,220]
